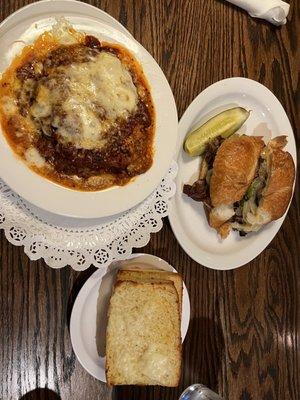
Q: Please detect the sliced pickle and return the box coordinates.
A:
[184,107,250,156]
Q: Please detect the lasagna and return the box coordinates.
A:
[0,20,155,191]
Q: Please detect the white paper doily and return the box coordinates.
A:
[0,162,178,270]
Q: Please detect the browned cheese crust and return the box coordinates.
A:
[210,135,265,206]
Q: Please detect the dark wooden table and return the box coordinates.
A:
[0,1,299,399]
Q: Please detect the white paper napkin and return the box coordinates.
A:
[225,0,290,26]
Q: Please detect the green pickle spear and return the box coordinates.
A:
[184,107,250,156]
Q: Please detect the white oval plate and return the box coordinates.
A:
[169,78,296,270]
[0,1,178,218]
[70,254,190,382]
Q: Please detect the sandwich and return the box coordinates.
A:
[183,134,295,238]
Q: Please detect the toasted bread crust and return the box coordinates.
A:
[209,212,223,229]
[116,269,183,311]
[208,203,235,229]
[217,222,232,239]
[210,135,265,206]
[260,145,295,220]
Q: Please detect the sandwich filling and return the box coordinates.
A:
[183,136,269,235]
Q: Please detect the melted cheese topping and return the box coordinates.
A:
[30,52,138,150]
[25,147,46,168]
[1,96,18,116]
[139,349,170,382]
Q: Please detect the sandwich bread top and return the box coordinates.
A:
[210,135,265,206]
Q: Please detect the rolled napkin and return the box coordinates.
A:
[225,0,290,26]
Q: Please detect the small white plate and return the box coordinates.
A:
[70,254,190,382]
[169,78,297,270]
[0,1,178,218]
